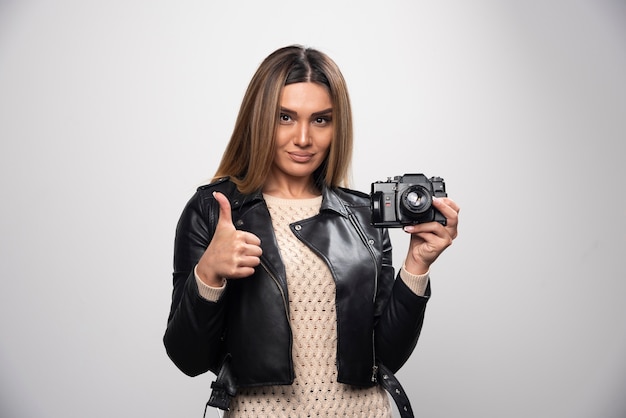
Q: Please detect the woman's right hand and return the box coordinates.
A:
[195,191,263,287]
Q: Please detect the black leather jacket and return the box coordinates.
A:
[164,177,430,389]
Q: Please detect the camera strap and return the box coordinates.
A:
[204,358,414,417]
[204,354,236,415]
[377,363,415,418]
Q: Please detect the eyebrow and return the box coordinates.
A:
[280,107,333,117]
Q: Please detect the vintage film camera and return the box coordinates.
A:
[370,173,447,227]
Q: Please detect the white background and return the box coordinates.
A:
[1,1,625,417]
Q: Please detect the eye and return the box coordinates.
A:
[313,115,332,125]
[279,113,292,123]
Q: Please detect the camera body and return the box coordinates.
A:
[370,173,447,228]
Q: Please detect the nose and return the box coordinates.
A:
[294,123,311,147]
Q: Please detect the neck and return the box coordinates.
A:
[263,177,321,199]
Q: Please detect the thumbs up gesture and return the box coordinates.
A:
[196,191,263,287]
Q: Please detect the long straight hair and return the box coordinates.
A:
[213,45,353,194]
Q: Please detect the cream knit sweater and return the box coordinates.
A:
[196,194,429,417]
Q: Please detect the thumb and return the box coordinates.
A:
[213,191,234,229]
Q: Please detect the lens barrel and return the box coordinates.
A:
[400,185,432,216]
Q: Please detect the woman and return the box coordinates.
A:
[164,45,460,417]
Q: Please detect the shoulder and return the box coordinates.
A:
[191,176,244,201]
[177,178,238,231]
[179,177,235,215]
[332,186,389,248]
[194,177,260,211]
[197,176,234,194]
[334,186,370,207]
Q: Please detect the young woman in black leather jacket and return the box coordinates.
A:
[164,45,460,418]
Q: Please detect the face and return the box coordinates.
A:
[268,82,333,190]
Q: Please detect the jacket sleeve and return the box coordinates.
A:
[374,228,430,373]
[163,190,227,377]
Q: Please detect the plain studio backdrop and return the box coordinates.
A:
[1,1,625,417]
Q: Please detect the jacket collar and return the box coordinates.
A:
[226,180,349,218]
[320,184,350,217]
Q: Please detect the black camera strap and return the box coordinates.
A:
[204,354,236,415]
[203,358,415,417]
[377,362,415,418]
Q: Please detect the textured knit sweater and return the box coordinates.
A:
[195,194,429,417]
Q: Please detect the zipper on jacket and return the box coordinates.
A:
[346,210,381,384]
[260,258,295,381]
[346,212,379,302]
[260,259,291,322]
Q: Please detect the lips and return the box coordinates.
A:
[288,152,314,163]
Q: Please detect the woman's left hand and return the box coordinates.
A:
[402,197,460,275]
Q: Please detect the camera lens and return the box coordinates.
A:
[400,185,432,215]
[406,191,422,207]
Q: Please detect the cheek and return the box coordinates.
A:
[274,130,291,151]
[319,130,333,149]
[273,128,289,147]
[323,139,332,154]
[323,136,333,154]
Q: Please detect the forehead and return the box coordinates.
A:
[280,82,332,110]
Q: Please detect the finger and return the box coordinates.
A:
[238,254,262,268]
[232,238,263,258]
[226,254,261,278]
[244,239,263,254]
[403,222,443,235]
[405,222,454,243]
[241,231,262,247]
[213,191,234,228]
[432,197,460,233]
[433,197,460,216]
[228,266,257,279]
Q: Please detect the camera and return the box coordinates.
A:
[370,173,447,228]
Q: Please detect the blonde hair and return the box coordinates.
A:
[213,45,353,194]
